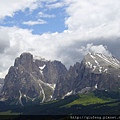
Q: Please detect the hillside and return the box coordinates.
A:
[0,90,120,119]
[0,52,120,120]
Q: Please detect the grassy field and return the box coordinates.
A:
[65,93,113,107]
[0,90,120,116]
[0,110,21,115]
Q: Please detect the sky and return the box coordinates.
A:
[0,0,120,78]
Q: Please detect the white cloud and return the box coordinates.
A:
[0,26,38,77]
[77,43,112,56]
[64,0,120,35]
[0,0,120,78]
[22,19,47,26]
[38,12,55,18]
[0,26,77,77]
[0,0,39,19]
[46,2,64,9]
[44,0,58,3]
[89,45,112,56]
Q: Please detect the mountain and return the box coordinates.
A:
[0,52,120,106]
[53,52,120,99]
[0,78,4,92]
[0,52,67,105]
[0,90,120,118]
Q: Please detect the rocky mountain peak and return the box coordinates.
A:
[83,52,120,74]
[53,52,120,99]
[1,52,120,105]
[15,52,33,66]
[33,55,48,62]
[0,52,67,105]
[14,52,34,74]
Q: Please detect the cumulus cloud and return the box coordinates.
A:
[46,2,64,9]
[0,0,120,77]
[77,43,112,56]
[89,44,111,56]
[0,28,10,53]
[0,0,39,19]
[64,0,120,31]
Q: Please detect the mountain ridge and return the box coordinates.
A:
[53,52,120,99]
[0,52,67,105]
[0,52,120,106]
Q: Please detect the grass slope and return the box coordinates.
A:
[0,90,120,118]
[64,93,111,107]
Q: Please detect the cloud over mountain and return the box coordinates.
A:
[0,0,120,77]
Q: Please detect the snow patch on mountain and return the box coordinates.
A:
[39,83,45,103]
[39,65,46,70]
[103,69,108,73]
[85,52,120,74]
[62,91,73,99]
[19,90,23,106]
[23,94,29,102]
[95,60,100,67]
[38,79,55,90]
[99,67,102,73]
[95,84,98,89]
[39,65,46,75]
[87,62,93,68]
[46,83,56,90]
[92,66,96,71]
[96,53,120,69]
[89,53,96,59]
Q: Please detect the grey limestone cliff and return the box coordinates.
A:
[0,52,67,105]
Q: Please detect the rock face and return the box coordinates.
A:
[0,52,67,105]
[53,52,120,99]
[0,78,4,92]
[1,52,120,105]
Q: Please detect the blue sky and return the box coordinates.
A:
[0,0,120,78]
[0,2,67,34]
